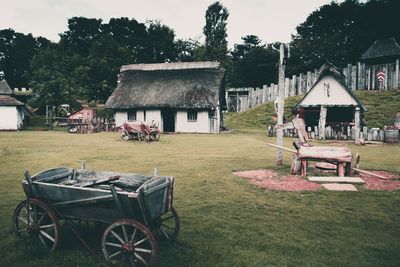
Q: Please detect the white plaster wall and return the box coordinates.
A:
[175,110,209,133]
[0,106,18,130]
[301,75,358,106]
[114,111,128,127]
[145,110,161,126]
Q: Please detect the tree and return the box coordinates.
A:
[231,35,262,62]
[202,1,229,64]
[175,38,200,62]
[59,17,102,56]
[0,29,49,88]
[231,44,278,87]
[101,17,148,62]
[145,20,177,63]
[29,44,82,111]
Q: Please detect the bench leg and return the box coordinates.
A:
[301,160,307,176]
[337,163,344,177]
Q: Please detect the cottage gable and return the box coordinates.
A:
[294,63,366,111]
[298,75,358,107]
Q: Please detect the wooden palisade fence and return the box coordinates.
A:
[226,60,400,112]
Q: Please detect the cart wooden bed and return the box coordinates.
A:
[13,167,179,266]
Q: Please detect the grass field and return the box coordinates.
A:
[0,130,399,267]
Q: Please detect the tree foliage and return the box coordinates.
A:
[230,36,278,87]
[288,0,400,75]
[202,2,229,64]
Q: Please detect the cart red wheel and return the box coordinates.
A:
[153,207,180,244]
[102,219,158,267]
[119,128,130,141]
[12,199,60,254]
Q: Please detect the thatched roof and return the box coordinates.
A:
[106,61,225,109]
[0,79,12,95]
[293,63,367,111]
[0,95,24,106]
[361,38,400,61]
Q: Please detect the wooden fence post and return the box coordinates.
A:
[396,59,399,89]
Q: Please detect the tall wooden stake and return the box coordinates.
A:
[276,43,286,165]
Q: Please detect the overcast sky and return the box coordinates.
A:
[1,0,343,47]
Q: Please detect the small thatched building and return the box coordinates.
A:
[293,63,367,136]
[0,75,29,130]
[106,61,225,133]
[361,38,400,90]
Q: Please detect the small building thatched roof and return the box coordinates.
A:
[106,61,225,110]
[361,38,400,62]
[0,95,24,106]
[293,63,367,111]
[0,79,13,95]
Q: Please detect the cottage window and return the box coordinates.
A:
[187,110,197,121]
[127,110,137,121]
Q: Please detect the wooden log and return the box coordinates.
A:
[266,143,297,154]
[352,167,387,179]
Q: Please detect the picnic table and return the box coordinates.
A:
[297,146,352,177]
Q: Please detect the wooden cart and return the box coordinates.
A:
[13,167,179,266]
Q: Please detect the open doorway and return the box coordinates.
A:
[162,108,175,132]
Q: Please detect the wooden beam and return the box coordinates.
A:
[352,167,387,179]
[267,143,297,154]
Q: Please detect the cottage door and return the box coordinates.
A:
[162,108,175,132]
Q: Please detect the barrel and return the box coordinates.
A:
[394,113,400,128]
[384,129,399,143]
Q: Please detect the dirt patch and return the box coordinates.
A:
[233,169,400,191]
[233,170,320,191]
[359,171,400,191]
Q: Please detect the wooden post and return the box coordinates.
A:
[371,65,376,90]
[354,107,360,144]
[351,65,357,90]
[276,43,286,166]
[291,74,297,95]
[357,62,362,90]
[318,105,327,140]
[384,64,389,90]
[395,59,399,89]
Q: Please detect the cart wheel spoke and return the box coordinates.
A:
[38,233,49,250]
[135,248,152,254]
[105,242,123,248]
[39,223,55,229]
[40,230,55,243]
[133,237,148,247]
[134,252,148,266]
[160,228,170,240]
[129,228,137,243]
[121,225,129,242]
[17,216,29,225]
[109,250,122,259]
[110,230,125,244]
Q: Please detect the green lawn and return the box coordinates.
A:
[0,131,399,267]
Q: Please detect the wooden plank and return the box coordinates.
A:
[308,176,364,184]
[322,183,358,191]
[352,167,387,179]
[298,146,352,162]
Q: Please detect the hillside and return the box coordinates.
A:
[225,90,400,129]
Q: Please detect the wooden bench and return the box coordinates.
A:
[297,146,352,177]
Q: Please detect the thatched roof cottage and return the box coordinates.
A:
[0,74,29,130]
[293,63,367,136]
[106,61,225,133]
